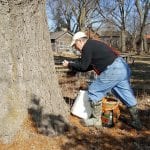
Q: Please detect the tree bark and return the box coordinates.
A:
[135,0,150,53]
[0,0,69,144]
[121,30,126,52]
[143,37,148,53]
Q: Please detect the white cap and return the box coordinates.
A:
[71,31,87,47]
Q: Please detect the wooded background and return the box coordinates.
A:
[47,0,150,53]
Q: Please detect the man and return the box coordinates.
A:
[63,31,142,130]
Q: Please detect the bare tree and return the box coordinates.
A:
[96,0,134,52]
[72,0,98,32]
[47,0,97,32]
[47,0,73,31]
[135,0,150,53]
[127,6,140,52]
[0,0,69,144]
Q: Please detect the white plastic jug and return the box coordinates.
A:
[71,90,92,119]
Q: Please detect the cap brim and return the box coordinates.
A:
[70,40,75,47]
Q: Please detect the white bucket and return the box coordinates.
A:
[71,90,92,119]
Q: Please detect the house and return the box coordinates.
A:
[50,30,73,52]
[97,31,121,49]
[85,28,100,40]
[84,29,122,49]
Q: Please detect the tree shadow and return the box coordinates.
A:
[118,106,150,130]
[130,62,150,80]
[130,62,150,94]
[61,128,150,150]
[61,107,150,150]
[28,96,70,136]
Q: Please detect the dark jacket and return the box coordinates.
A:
[68,39,118,74]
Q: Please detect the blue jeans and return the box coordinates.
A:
[88,57,137,107]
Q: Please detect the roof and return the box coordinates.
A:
[98,31,121,37]
[50,31,73,40]
[85,28,100,40]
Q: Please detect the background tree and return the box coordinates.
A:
[135,0,150,53]
[96,0,134,52]
[47,0,97,32]
[47,0,150,53]
[72,0,98,32]
[0,0,69,144]
[47,0,73,31]
[126,5,140,52]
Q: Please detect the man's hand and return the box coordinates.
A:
[62,60,69,67]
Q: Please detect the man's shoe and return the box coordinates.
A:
[82,118,102,128]
[81,100,102,128]
[128,106,142,130]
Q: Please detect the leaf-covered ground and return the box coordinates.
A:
[0,54,149,150]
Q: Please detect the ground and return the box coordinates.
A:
[0,54,150,150]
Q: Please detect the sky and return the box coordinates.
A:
[45,1,53,31]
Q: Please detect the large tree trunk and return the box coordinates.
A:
[121,30,126,52]
[0,0,69,144]
[135,0,149,53]
[143,37,148,53]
